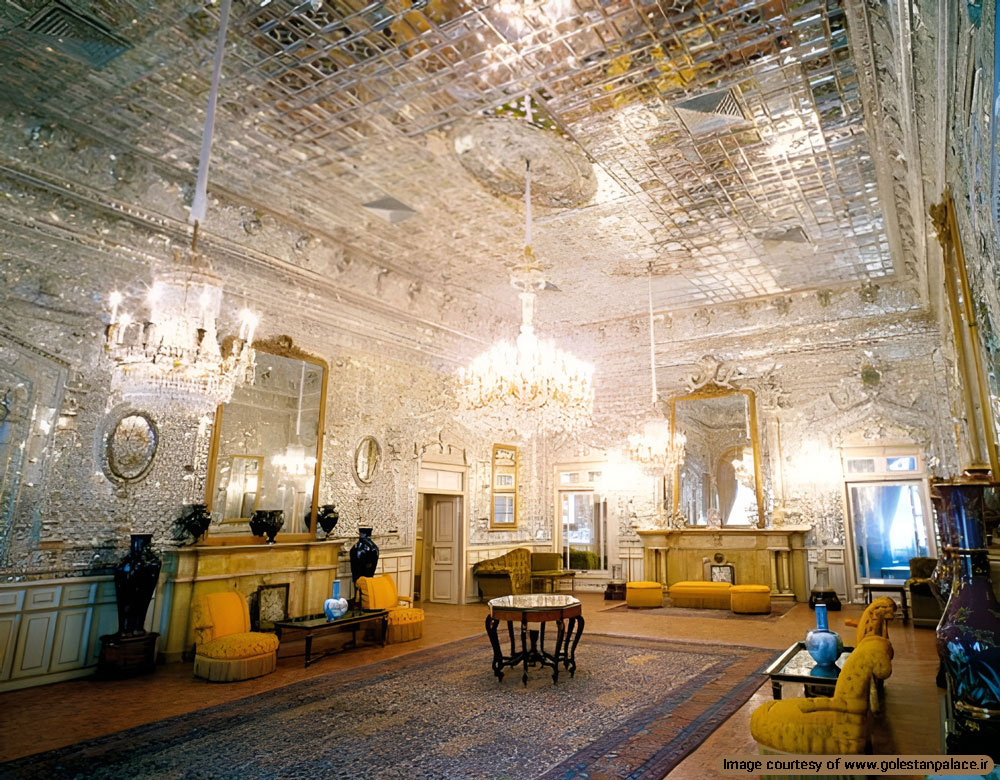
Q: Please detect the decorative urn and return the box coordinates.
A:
[249,509,284,544]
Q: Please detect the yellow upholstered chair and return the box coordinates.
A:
[356,574,425,644]
[191,591,279,682]
[750,634,893,754]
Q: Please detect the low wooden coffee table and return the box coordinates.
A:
[274,609,388,668]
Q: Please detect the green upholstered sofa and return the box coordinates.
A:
[472,548,575,601]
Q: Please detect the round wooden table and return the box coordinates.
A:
[484,594,584,685]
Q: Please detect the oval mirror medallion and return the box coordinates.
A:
[107,413,158,483]
[352,436,382,485]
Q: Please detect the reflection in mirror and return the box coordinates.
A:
[672,389,762,527]
[221,455,262,521]
[352,436,381,485]
[208,345,326,535]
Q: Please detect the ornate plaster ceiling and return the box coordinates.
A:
[0,0,902,329]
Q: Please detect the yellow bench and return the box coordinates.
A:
[730,584,771,614]
[668,581,732,609]
[626,581,663,608]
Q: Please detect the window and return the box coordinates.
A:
[490,444,517,529]
[842,447,933,585]
[556,466,609,572]
[848,482,929,582]
[561,491,607,570]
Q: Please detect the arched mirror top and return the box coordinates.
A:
[670,385,764,528]
[352,436,382,485]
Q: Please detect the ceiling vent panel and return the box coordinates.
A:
[362,196,417,224]
[22,1,130,68]
[673,88,749,137]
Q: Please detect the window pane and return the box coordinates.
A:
[493,495,514,524]
[846,458,876,473]
[588,471,602,482]
[848,482,928,582]
[886,456,916,472]
[559,472,580,484]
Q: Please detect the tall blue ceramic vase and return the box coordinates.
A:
[805,603,843,666]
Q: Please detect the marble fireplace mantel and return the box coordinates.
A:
[636,526,810,601]
[158,539,343,662]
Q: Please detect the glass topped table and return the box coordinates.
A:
[485,595,584,686]
[765,641,854,699]
[273,609,388,668]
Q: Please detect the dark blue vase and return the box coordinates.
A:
[805,603,843,666]
[113,534,161,637]
[349,526,379,583]
[935,481,1000,757]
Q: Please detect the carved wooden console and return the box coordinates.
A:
[159,539,343,662]
[636,527,809,601]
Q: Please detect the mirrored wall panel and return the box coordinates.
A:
[208,345,326,535]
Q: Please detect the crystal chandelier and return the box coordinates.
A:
[627,420,686,475]
[624,264,685,475]
[457,98,594,438]
[104,0,257,414]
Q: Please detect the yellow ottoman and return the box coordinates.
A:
[730,584,771,614]
[626,581,663,608]
[668,581,732,609]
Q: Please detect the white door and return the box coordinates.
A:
[430,496,460,604]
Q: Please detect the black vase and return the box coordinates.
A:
[350,526,379,583]
[249,510,284,544]
[315,504,339,538]
[113,534,162,637]
[178,504,211,543]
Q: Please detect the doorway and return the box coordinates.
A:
[417,493,462,604]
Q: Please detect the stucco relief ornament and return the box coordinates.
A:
[683,355,743,393]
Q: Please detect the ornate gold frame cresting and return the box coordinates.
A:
[204,335,330,540]
[930,190,1000,477]
[669,384,765,529]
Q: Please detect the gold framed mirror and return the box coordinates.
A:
[205,336,328,539]
[490,444,518,529]
[670,385,764,528]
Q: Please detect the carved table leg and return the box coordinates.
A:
[485,615,504,682]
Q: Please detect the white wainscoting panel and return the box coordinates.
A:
[0,575,140,692]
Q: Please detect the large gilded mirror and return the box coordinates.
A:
[671,386,763,528]
[206,337,327,537]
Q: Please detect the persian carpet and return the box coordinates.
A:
[601,600,795,621]
[0,634,776,780]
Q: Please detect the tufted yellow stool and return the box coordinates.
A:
[730,584,771,614]
[668,581,732,609]
[626,581,663,608]
[357,574,425,643]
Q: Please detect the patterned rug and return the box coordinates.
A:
[602,599,795,621]
[0,634,776,780]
